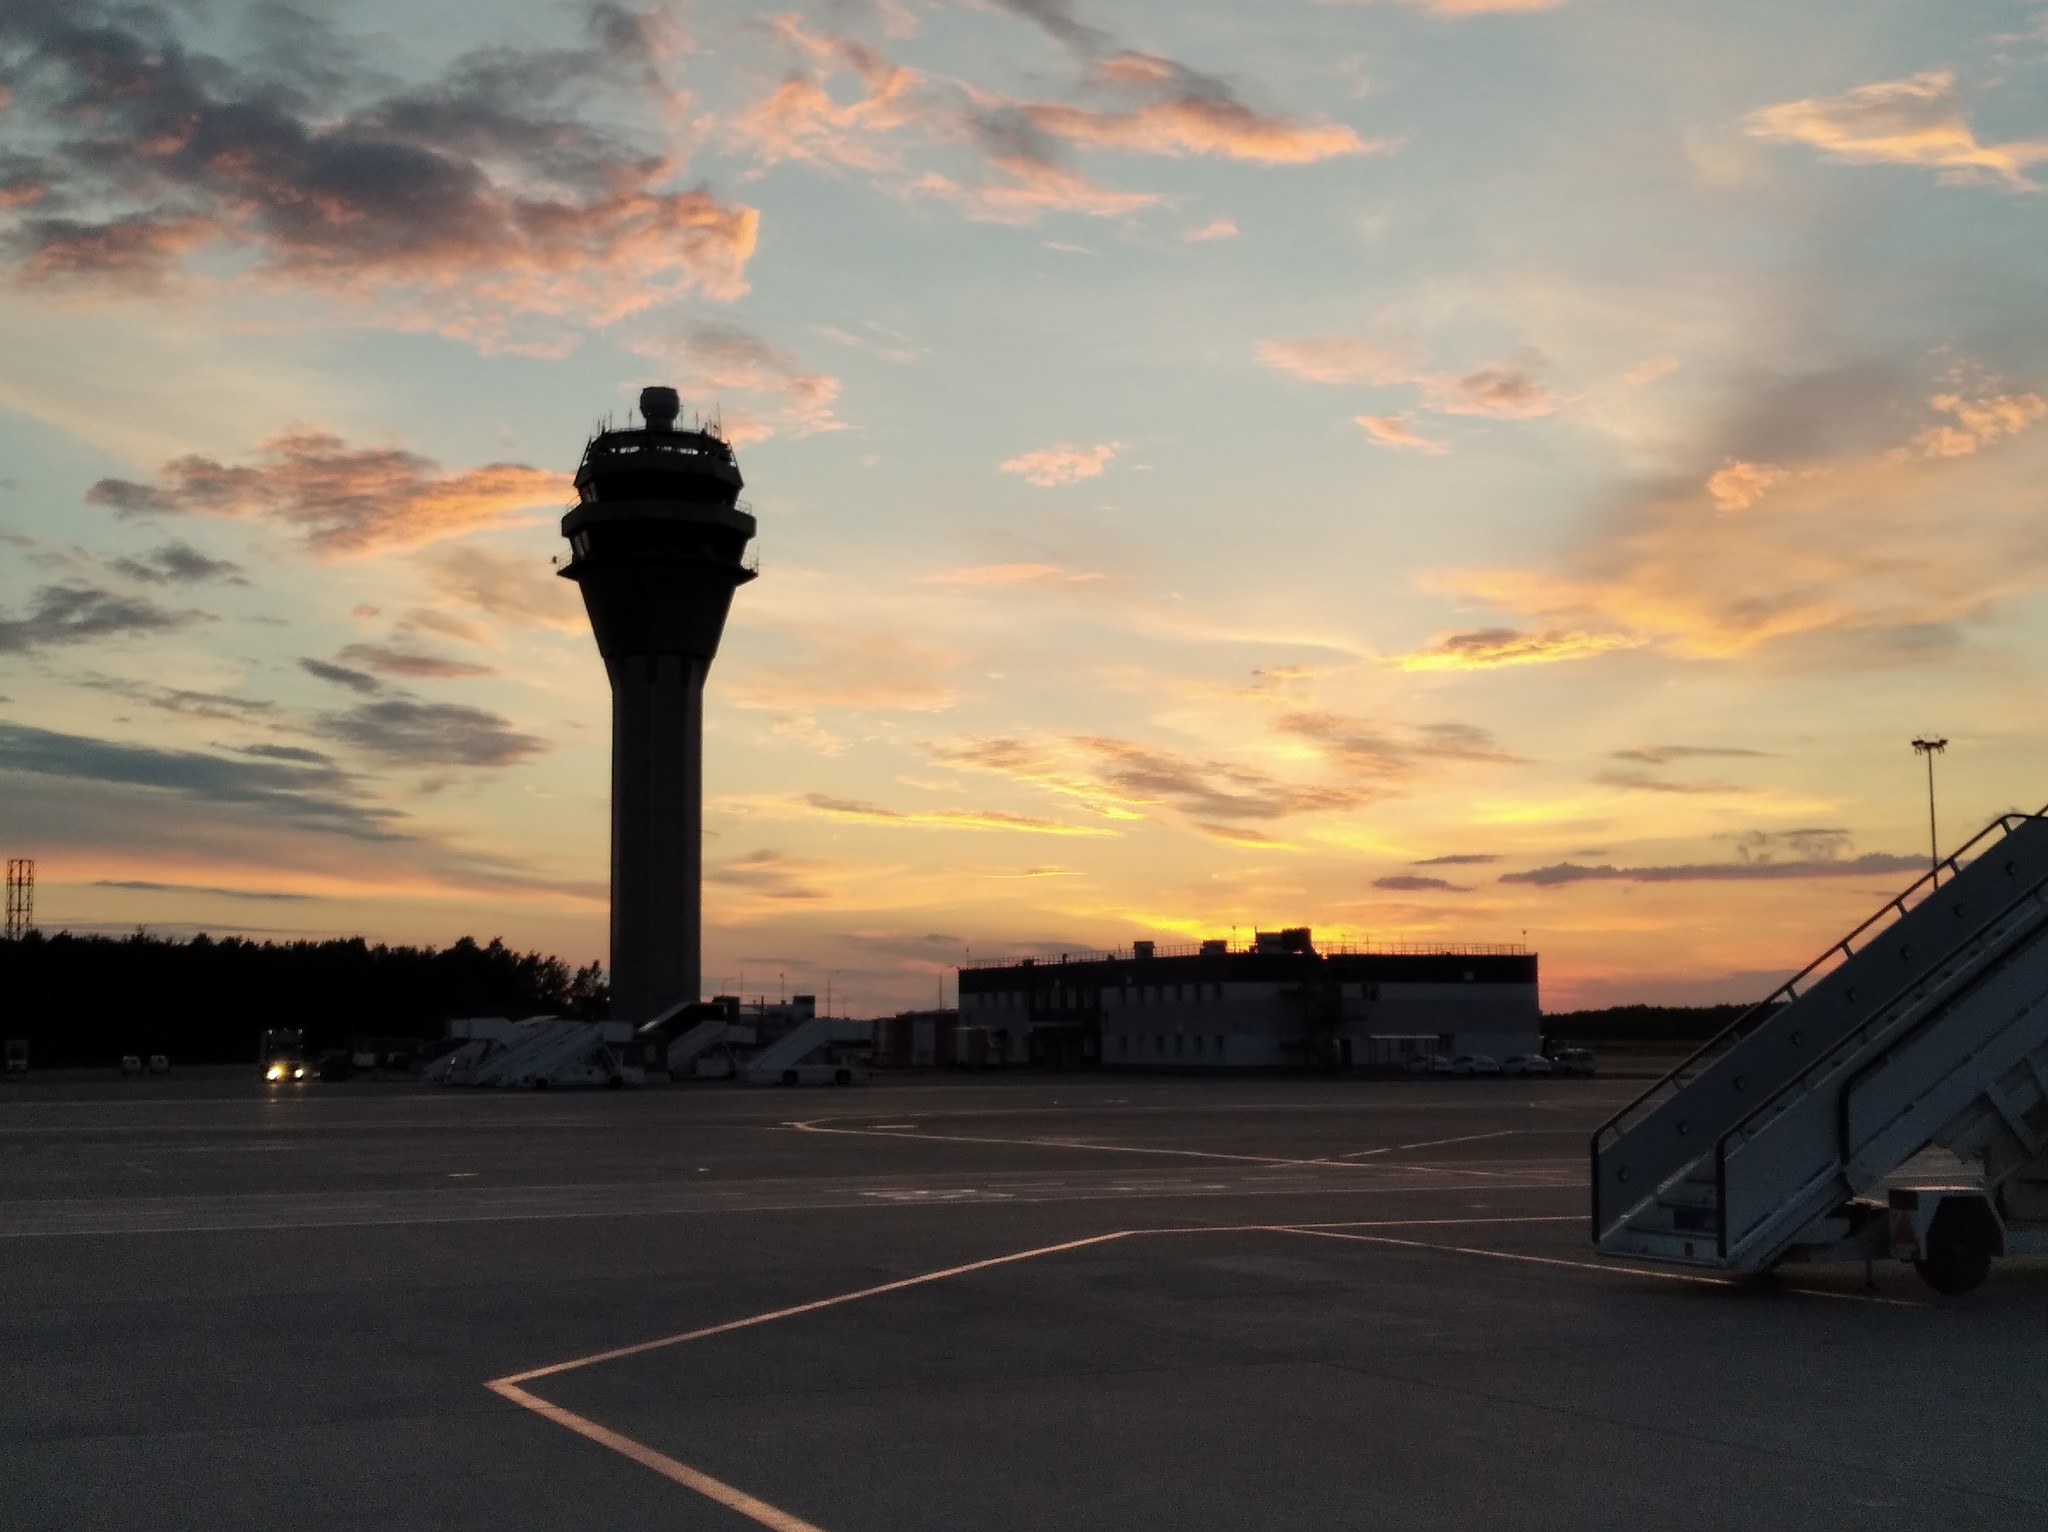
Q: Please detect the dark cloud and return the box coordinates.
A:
[78,674,278,721]
[95,878,312,902]
[1501,853,1924,887]
[0,719,394,840]
[239,742,331,764]
[1413,853,1500,866]
[1069,734,1370,821]
[1595,768,1751,796]
[299,658,382,694]
[338,642,493,679]
[0,583,206,652]
[1373,874,1468,892]
[0,1,755,338]
[312,699,546,767]
[987,0,1112,52]
[109,540,246,585]
[88,431,566,556]
[707,849,829,901]
[1277,712,1522,774]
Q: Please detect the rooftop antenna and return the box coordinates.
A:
[5,858,32,941]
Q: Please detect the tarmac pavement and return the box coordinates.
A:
[3,1069,2044,1530]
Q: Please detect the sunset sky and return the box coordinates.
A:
[2,0,2045,1015]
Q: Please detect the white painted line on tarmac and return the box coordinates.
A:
[487,1380,832,1532]
[1271,1225,1921,1305]
[497,1231,1135,1386]
[1332,1130,1521,1160]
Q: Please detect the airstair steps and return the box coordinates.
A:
[1591,808,2048,1274]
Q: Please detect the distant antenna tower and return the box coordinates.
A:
[5,859,32,940]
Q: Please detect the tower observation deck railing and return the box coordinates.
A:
[1590,805,2048,1247]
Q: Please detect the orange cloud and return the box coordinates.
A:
[1258,336,1414,384]
[1182,217,1238,242]
[723,629,960,713]
[998,442,1120,486]
[417,546,586,633]
[1355,413,1448,454]
[1910,390,2046,458]
[1024,54,1379,164]
[87,432,568,557]
[914,159,1163,222]
[732,19,923,171]
[1430,376,2048,659]
[1745,71,2048,189]
[1705,459,1799,512]
[1393,627,1641,671]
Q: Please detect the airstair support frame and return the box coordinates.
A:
[1591,808,2048,1256]
[1710,894,2048,1268]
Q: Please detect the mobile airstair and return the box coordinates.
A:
[740,1015,870,1085]
[431,1017,641,1089]
[1592,808,2048,1293]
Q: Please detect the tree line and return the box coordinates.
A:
[0,931,607,1066]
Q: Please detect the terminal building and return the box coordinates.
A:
[957,928,1540,1070]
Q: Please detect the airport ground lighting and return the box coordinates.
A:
[561,386,756,1026]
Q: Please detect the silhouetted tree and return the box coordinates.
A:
[0,930,589,1065]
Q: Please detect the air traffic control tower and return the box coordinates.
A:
[560,386,755,1026]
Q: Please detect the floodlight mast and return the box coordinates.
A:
[1911,737,1948,880]
[560,386,756,1025]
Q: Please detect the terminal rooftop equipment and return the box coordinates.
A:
[1593,806,2048,1295]
[959,927,1541,1071]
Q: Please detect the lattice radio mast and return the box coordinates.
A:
[4,859,32,940]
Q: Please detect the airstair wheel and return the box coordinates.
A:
[1915,1203,1997,1295]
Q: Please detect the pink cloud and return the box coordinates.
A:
[998,442,1120,487]
[1355,413,1449,454]
[1745,71,2048,190]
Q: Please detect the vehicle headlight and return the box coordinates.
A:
[266,1064,286,1081]
[292,1067,305,1080]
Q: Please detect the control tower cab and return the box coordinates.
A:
[560,386,756,1027]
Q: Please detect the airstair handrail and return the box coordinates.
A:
[1589,807,2046,1239]
[1705,840,2048,1261]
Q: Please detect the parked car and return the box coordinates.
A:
[1402,1053,1451,1076]
[1449,1054,1501,1077]
[1501,1054,1552,1078]
[1549,1047,1597,1078]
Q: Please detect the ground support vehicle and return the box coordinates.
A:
[741,1015,872,1085]
[1548,1048,1597,1078]
[262,1027,309,1082]
[1593,807,2048,1294]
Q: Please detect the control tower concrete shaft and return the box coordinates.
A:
[560,387,756,1026]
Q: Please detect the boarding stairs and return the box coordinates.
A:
[740,1015,868,1084]
[1592,809,2048,1273]
[433,1017,639,1089]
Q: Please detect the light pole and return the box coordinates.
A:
[825,970,844,1017]
[1911,737,1947,879]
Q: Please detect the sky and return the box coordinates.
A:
[1,0,2045,1016]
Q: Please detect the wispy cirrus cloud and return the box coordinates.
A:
[1393,627,1640,671]
[1745,71,2048,190]
[88,432,567,557]
[1431,371,2048,662]
[1355,413,1447,453]
[625,321,844,442]
[728,791,1116,836]
[1260,336,1557,444]
[0,2,758,347]
[919,562,1107,587]
[999,442,1120,486]
[336,643,493,680]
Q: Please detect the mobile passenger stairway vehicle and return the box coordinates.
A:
[1592,808,2048,1294]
